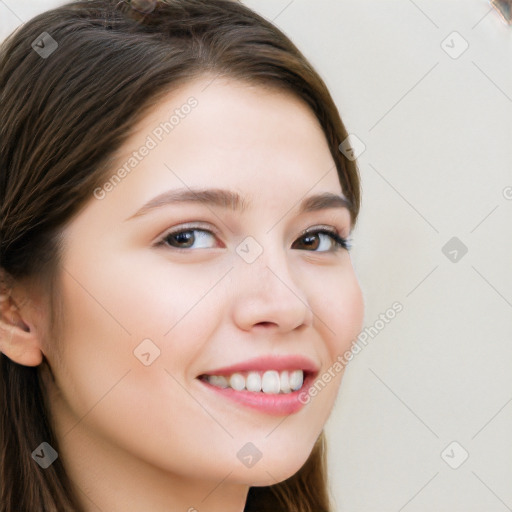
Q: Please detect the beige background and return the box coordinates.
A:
[1,1,511,510]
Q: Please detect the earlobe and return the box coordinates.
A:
[0,293,43,367]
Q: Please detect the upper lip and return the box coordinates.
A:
[198,355,320,377]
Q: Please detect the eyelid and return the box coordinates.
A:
[155,222,345,240]
[301,223,346,237]
[153,221,222,246]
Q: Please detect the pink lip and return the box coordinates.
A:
[196,354,320,416]
[198,354,320,377]
[197,371,317,416]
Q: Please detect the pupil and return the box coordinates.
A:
[175,232,193,247]
[303,234,318,249]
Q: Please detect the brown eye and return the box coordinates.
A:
[161,229,217,250]
[292,229,350,252]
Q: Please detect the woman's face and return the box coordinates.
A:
[42,77,364,488]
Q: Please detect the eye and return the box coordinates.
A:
[158,227,218,250]
[156,225,351,252]
[292,227,351,252]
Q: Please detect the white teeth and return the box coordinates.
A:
[245,371,262,392]
[208,375,229,388]
[280,371,291,393]
[261,370,280,394]
[205,369,304,394]
[229,373,245,391]
[289,370,304,391]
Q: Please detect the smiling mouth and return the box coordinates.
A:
[198,369,312,394]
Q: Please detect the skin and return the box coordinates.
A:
[1,76,364,511]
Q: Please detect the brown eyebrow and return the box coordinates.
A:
[125,187,352,221]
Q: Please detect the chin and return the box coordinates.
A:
[230,448,313,487]
[241,467,303,487]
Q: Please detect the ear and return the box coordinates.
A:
[0,287,43,367]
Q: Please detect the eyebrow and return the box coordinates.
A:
[125,187,352,221]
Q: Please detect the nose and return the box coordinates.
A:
[230,245,314,333]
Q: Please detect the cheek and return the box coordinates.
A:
[48,262,229,475]
[97,250,229,334]
[313,265,365,360]
[49,272,137,426]
[292,264,364,424]
[51,256,224,416]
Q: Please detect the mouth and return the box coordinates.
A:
[195,355,320,416]
[197,369,314,394]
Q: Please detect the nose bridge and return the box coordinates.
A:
[236,234,294,293]
[230,233,314,330]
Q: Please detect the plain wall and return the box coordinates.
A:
[1,1,511,511]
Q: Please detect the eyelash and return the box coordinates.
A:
[155,225,352,253]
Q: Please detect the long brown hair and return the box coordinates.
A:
[0,1,361,510]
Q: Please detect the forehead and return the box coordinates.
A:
[110,75,342,194]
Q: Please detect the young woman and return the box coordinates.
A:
[0,1,364,510]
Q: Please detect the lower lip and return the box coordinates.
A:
[197,372,316,416]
